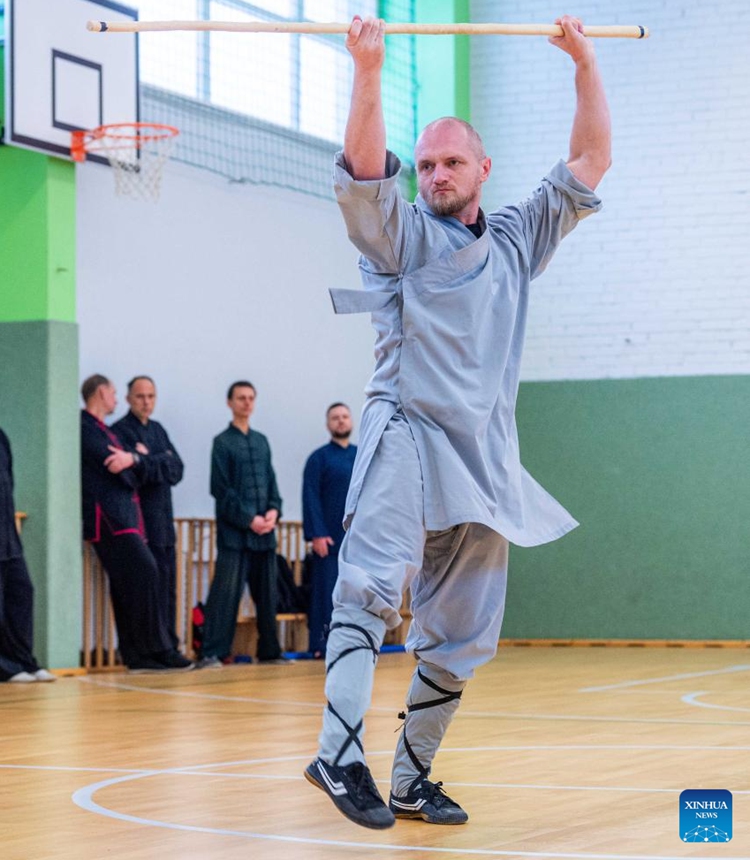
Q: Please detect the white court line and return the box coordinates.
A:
[69,751,750,860]
[0,764,151,775]
[80,676,396,714]
[0,764,695,793]
[10,766,750,795]
[580,664,750,693]
[78,676,750,726]
[407,744,750,753]
[6,743,750,789]
[608,690,704,695]
[78,675,328,710]
[456,710,750,726]
[682,691,750,714]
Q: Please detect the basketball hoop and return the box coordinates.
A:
[71,123,179,202]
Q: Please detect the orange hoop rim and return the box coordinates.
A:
[71,123,180,162]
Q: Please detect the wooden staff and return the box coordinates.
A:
[87,20,649,39]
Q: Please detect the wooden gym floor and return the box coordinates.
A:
[2,646,749,860]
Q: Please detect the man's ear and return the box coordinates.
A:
[481,156,492,182]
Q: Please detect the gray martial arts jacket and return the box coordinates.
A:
[331,151,602,547]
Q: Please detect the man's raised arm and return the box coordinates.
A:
[550,15,611,191]
[343,16,387,180]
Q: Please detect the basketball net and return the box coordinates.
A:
[71,123,179,202]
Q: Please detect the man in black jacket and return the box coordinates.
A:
[199,381,285,666]
[113,376,184,652]
[0,428,56,683]
[80,374,192,673]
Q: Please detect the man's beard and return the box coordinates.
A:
[332,429,351,440]
[424,184,480,218]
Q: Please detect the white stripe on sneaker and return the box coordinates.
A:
[390,797,425,811]
[317,763,348,797]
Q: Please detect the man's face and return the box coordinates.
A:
[327,406,353,441]
[415,121,491,220]
[127,378,157,423]
[100,383,117,416]
[228,386,256,421]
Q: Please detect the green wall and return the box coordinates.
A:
[507,375,750,639]
[0,323,81,666]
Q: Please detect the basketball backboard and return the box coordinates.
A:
[4,0,138,161]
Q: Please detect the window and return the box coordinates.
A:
[129,0,416,198]
[130,0,379,144]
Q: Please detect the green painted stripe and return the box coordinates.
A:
[0,321,82,668]
[508,375,750,640]
[453,0,471,121]
[0,44,5,123]
[0,146,76,323]
[380,0,417,164]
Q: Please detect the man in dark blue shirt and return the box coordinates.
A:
[302,403,357,658]
[200,381,285,666]
[113,376,185,652]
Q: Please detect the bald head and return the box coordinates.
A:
[416,117,487,161]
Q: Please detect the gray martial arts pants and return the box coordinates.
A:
[317,411,508,795]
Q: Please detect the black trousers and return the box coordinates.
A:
[202,548,281,661]
[0,555,40,680]
[307,551,339,656]
[149,544,179,650]
[92,531,172,667]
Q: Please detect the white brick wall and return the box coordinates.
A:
[470,0,750,380]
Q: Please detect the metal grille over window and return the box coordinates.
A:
[130,0,417,199]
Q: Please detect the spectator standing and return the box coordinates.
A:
[0,428,56,683]
[302,403,357,658]
[80,374,193,673]
[113,376,184,651]
[199,381,286,666]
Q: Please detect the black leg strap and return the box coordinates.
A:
[397,670,465,789]
[327,702,364,766]
[403,729,430,784]
[406,669,463,713]
[325,621,380,765]
[326,622,379,674]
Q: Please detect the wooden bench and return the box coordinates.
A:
[82,518,411,670]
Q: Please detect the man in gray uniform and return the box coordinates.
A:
[305,15,611,829]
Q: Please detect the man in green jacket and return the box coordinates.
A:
[199,381,285,666]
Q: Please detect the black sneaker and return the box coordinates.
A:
[389,779,468,824]
[304,758,395,830]
[154,650,195,671]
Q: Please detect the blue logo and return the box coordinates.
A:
[680,789,732,842]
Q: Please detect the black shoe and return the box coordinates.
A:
[128,658,173,674]
[305,758,395,830]
[153,650,195,671]
[389,779,468,824]
[257,656,294,665]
